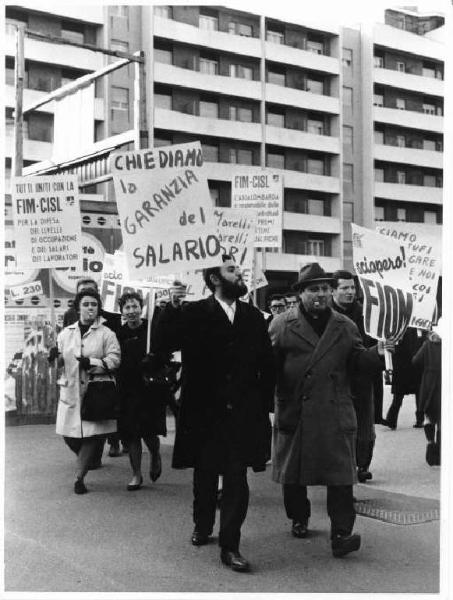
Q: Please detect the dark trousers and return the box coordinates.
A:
[283,484,355,538]
[385,392,423,427]
[373,375,384,423]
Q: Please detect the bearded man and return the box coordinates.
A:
[154,255,275,573]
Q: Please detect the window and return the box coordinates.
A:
[200,58,218,75]
[154,137,172,147]
[308,119,324,135]
[6,63,15,85]
[423,103,435,115]
[155,48,172,64]
[61,27,84,45]
[267,70,285,86]
[344,163,353,183]
[154,6,171,18]
[308,158,324,175]
[237,23,252,37]
[374,130,384,144]
[396,98,405,110]
[228,22,236,34]
[375,206,385,221]
[424,174,436,187]
[423,139,436,151]
[343,125,353,147]
[373,94,383,107]
[154,93,172,109]
[199,14,218,31]
[267,111,285,127]
[112,86,129,112]
[343,86,353,106]
[230,106,253,122]
[422,66,435,78]
[397,208,406,221]
[306,40,323,55]
[267,30,284,44]
[111,39,129,53]
[307,239,325,256]
[111,5,128,17]
[397,170,406,184]
[199,100,218,118]
[424,211,437,224]
[202,144,219,162]
[267,152,285,169]
[343,202,354,221]
[396,135,405,148]
[307,79,323,95]
[374,56,384,68]
[229,64,253,80]
[342,48,353,67]
[396,61,406,73]
[308,199,324,216]
[209,187,220,206]
[374,168,384,182]
[229,148,253,165]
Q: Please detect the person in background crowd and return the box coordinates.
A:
[284,293,298,310]
[412,319,442,466]
[269,263,393,558]
[155,255,275,573]
[60,278,124,461]
[382,327,424,430]
[266,295,287,328]
[117,292,168,490]
[331,270,376,483]
[55,289,121,494]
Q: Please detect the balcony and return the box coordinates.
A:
[374,181,442,205]
[374,143,443,170]
[374,67,443,97]
[204,162,340,194]
[374,23,444,63]
[265,252,340,273]
[5,132,52,162]
[154,15,261,59]
[282,212,341,234]
[5,28,104,71]
[154,108,261,142]
[264,42,339,75]
[373,106,443,133]
[266,83,339,114]
[14,2,105,23]
[154,62,261,100]
[266,126,340,154]
[4,84,104,119]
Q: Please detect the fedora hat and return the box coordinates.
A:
[292,262,334,291]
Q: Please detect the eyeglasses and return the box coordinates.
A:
[270,304,286,311]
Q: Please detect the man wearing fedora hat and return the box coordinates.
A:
[269,262,393,557]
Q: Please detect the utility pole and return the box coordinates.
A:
[13,24,25,176]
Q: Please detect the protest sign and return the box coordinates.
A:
[11,175,82,270]
[231,170,283,248]
[4,227,40,288]
[376,222,441,330]
[351,224,414,342]
[111,142,222,278]
[9,280,44,301]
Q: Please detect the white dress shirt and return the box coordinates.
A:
[215,296,236,324]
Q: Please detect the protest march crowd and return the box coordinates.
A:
[48,259,441,574]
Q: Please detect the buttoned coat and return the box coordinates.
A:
[55,319,121,438]
[269,307,382,486]
[154,295,275,470]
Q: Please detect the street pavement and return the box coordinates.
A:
[4,390,441,594]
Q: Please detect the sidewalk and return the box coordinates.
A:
[4,391,441,594]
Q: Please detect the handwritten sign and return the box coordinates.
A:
[351,224,413,342]
[9,280,44,300]
[376,222,441,330]
[11,175,82,269]
[231,171,283,248]
[111,142,222,278]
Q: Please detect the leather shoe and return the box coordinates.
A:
[220,549,250,573]
[191,529,210,546]
[74,479,88,494]
[332,533,361,558]
[357,468,372,483]
[291,520,309,538]
[127,476,143,491]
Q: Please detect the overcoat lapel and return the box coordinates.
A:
[287,309,318,348]
[306,313,343,370]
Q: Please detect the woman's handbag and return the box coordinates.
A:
[81,360,120,421]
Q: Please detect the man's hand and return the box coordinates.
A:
[75,356,91,370]
[377,339,396,356]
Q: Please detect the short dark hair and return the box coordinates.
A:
[203,254,234,293]
[331,270,354,289]
[76,278,98,293]
[73,289,102,313]
[118,291,143,312]
[269,294,286,305]
[284,292,297,300]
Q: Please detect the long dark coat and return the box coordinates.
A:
[154,295,275,471]
[269,307,382,486]
[412,339,441,424]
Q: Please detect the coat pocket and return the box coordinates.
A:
[330,373,357,433]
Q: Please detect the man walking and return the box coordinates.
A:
[269,263,392,557]
[155,255,275,572]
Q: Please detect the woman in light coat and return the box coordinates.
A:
[56,289,121,494]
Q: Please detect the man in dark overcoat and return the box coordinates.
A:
[269,263,392,558]
[154,255,275,573]
[331,270,376,483]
